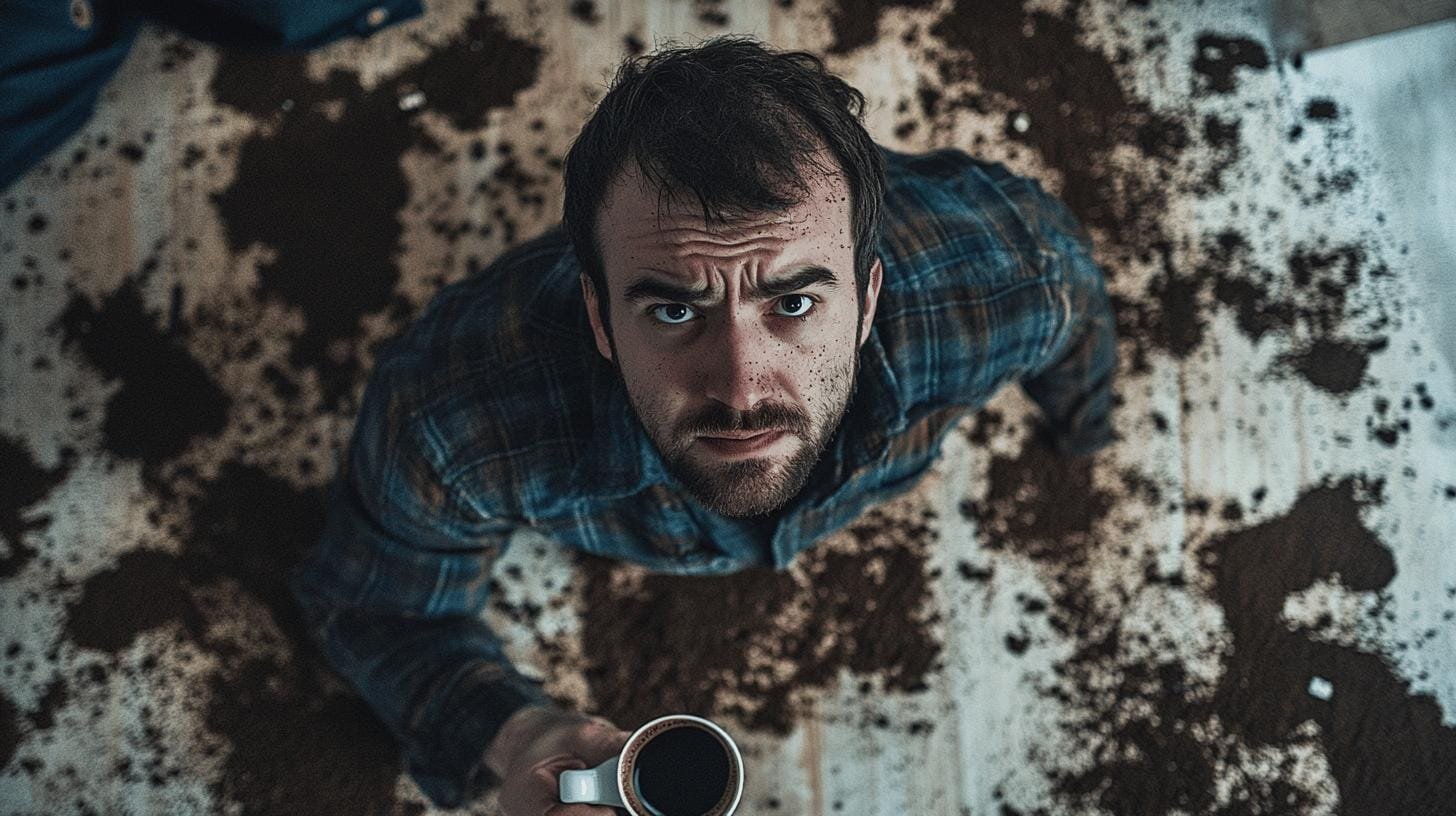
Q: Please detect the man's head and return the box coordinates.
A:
[562,37,887,519]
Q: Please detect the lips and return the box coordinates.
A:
[697,430,787,456]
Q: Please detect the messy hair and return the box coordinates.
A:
[562,36,886,334]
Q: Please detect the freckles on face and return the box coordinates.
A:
[596,162,861,424]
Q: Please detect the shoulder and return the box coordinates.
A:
[360,226,598,521]
[878,145,1089,275]
[872,145,1095,407]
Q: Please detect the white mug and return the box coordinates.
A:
[558,713,744,816]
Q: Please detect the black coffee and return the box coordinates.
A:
[631,724,732,816]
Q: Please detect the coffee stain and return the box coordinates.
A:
[64,549,207,654]
[577,501,943,735]
[60,462,406,814]
[0,689,18,771]
[826,0,935,54]
[53,275,230,481]
[1204,478,1456,811]
[1190,33,1271,96]
[961,432,1114,565]
[930,2,1185,250]
[0,433,73,579]
[202,656,406,816]
[210,7,542,407]
[1205,233,1391,394]
[1044,477,1456,813]
[1275,337,1374,397]
[25,677,69,731]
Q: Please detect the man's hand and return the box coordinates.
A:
[488,704,633,816]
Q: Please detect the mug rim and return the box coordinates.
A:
[617,713,744,816]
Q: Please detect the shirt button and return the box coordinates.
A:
[70,0,93,29]
[365,6,390,27]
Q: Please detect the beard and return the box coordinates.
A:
[619,348,860,519]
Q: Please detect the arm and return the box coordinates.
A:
[1018,191,1118,457]
[287,354,554,808]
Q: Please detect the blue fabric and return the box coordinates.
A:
[289,145,1119,807]
[0,0,422,191]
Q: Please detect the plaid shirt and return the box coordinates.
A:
[288,145,1116,807]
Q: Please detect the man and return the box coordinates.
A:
[289,36,1115,815]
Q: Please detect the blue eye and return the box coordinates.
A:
[650,303,697,325]
[774,294,815,317]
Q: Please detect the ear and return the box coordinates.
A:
[857,256,884,349]
[581,273,614,362]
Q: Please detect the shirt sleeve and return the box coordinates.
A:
[288,346,553,808]
[1014,180,1119,457]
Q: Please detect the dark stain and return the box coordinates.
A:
[1305,98,1339,120]
[64,549,207,653]
[1204,478,1456,812]
[26,678,69,730]
[0,433,73,579]
[60,461,404,813]
[26,213,47,233]
[209,7,542,407]
[1275,337,1373,397]
[827,0,936,54]
[930,2,1187,254]
[962,431,1114,563]
[957,560,994,582]
[0,690,17,770]
[1190,33,1270,95]
[1204,233,1389,393]
[203,657,403,816]
[578,503,942,734]
[53,275,230,479]
[569,0,600,24]
[1052,478,1455,813]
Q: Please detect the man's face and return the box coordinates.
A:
[581,161,882,519]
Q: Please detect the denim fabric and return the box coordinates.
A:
[289,145,1118,806]
[0,0,421,190]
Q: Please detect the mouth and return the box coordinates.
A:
[696,430,789,457]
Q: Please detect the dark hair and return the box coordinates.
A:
[562,36,886,336]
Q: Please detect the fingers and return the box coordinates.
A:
[497,754,584,816]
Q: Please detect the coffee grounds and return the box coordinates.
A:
[25,678,69,731]
[1204,233,1393,395]
[826,0,936,54]
[209,8,542,407]
[0,690,18,771]
[53,274,230,483]
[575,498,943,735]
[0,433,72,579]
[1040,477,1456,813]
[1190,34,1271,96]
[57,459,412,814]
[1204,479,1456,811]
[962,433,1114,565]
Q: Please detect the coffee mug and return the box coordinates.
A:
[558,713,744,816]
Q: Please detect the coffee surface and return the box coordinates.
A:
[631,724,732,816]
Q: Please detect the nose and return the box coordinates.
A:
[700,316,776,413]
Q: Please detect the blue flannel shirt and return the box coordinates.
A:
[288,145,1117,807]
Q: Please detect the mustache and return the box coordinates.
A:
[681,401,810,437]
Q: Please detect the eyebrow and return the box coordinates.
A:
[621,264,840,305]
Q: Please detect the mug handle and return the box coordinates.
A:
[559,754,626,807]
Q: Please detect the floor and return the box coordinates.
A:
[1,2,1454,814]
